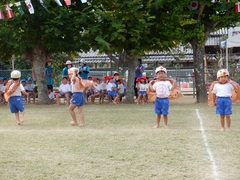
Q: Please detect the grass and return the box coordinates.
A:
[1,96,240,180]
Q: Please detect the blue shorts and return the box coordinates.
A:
[9,96,25,113]
[154,97,169,115]
[108,90,117,97]
[139,91,147,95]
[71,92,84,106]
[216,97,232,115]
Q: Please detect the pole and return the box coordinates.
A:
[226,46,228,70]
[11,54,15,70]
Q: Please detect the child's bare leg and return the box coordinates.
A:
[33,93,36,103]
[143,94,147,103]
[163,115,168,128]
[78,106,84,127]
[154,114,161,128]
[19,111,25,124]
[65,94,70,105]
[137,95,141,104]
[226,114,231,130]
[15,112,20,125]
[68,104,78,125]
[220,114,225,131]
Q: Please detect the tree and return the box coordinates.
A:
[83,0,177,103]
[153,0,240,103]
[0,1,89,103]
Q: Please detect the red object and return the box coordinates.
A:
[5,4,14,19]
[113,71,119,76]
[0,10,4,20]
[64,0,71,6]
[190,1,199,10]
[235,2,240,13]
[140,76,147,80]
[136,77,141,83]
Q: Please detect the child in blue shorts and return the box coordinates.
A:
[212,69,238,131]
[5,70,28,125]
[68,67,94,127]
[152,66,175,128]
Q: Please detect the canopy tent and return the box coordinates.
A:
[226,34,240,48]
[224,34,240,69]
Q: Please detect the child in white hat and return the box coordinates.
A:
[4,70,28,125]
[212,69,238,131]
[152,66,175,128]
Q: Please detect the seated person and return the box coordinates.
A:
[90,78,103,104]
[21,79,27,102]
[25,77,36,103]
[56,77,71,105]
[113,78,125,104]
[106,76,117,103]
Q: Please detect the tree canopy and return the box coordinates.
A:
[1,0,240,103]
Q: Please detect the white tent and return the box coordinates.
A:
[227,34,240,48]
[225,34,240,69]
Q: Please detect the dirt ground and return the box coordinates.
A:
[172,95,196,104]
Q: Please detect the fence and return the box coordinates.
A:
[0,68,217,97]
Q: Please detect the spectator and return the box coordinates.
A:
[56,77,71,105]
[134,58,144,98]
[137,76,149,104]
[45,59,55,95]
[113,78,125,104]
[0,77,4,103]
[25,77,36,103]
[62,60,72,78]
[106,76,117,103]
[78,59,90,79]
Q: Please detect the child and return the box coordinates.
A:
[113,78,125,104]
[0,77,4,103]
[90,78,102,104]
[56,77,71,105]
[152,66,175,128]
[137,76,149,104]
[4,70,28,125]
[68,67,93,126]
[25,77,36,103]
[212,69,238,131]
[106,76,117,103]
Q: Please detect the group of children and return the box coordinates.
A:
[4,65,239,132]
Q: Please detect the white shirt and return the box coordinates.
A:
[118,84,125,94]
[153,80,172,98]
[25,83,35,91]
[59,83,71,93]
[0,84,3,92]
[107,82,116,91]
[213,83,234,97]
[139,83,149,91]
[101,82,107,90]
[11,84,25,97]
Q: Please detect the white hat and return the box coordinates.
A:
[155,66,167,74]
[11,70,21,78]
[217,69,229,78]
[80,59,85,63]
[68,67,79,75]
[66,60,72,65]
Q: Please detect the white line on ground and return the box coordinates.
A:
[195,109,219,180]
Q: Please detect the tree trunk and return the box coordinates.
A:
[125,53,137,103]
[26,45,52,104]
[190,39,208,103]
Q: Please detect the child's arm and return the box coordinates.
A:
[212,93,217,106]
[22,90,29,97]
[229,80,239,90]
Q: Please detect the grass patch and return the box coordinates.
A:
[1,97,240,179]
